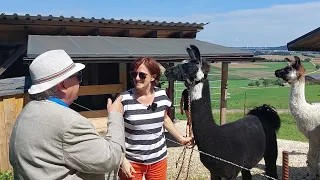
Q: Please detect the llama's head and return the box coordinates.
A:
[274,56,305,84]
[164,45,210,89]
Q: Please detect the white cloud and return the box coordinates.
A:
[120,1,320,47]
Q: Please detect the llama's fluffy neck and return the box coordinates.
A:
[189,79,216,129]
[290,77,308,112]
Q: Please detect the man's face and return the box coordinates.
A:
[61,72,81,105]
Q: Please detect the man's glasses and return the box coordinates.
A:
[69,71,83,83]
[130,71,148,79]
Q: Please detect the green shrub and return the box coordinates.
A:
[0,171,13,180]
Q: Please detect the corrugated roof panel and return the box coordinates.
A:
[27,35,252,59]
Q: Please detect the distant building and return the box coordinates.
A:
[305,75,320,84]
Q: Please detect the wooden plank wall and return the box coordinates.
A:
[0,94,24,171]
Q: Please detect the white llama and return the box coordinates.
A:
[275,56,320,180]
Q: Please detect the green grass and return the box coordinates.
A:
[176,112,308,142]
[0,171,13,180]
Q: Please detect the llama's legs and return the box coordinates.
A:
[264,132,278,179]
[241,169,252,180]
[305,140,319,180]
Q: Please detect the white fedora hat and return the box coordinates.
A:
[28,49,85,94]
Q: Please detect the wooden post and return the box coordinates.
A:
[168,63,175,120]
[119,63,127,91]
[220,62,229,125]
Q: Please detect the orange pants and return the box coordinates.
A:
[118,158,167,180]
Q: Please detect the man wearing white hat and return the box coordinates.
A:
[9,49,125,180]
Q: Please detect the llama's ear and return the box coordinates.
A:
[293,56,301,68]
[186,47,196,60]
[284,57,292,62]
[190,45,201,62]
[294,56,301,64]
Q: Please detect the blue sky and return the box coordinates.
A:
[2,0,320,47]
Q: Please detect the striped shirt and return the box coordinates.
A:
[121,87,172,164]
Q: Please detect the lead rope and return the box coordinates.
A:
[175,92,194,180]
[72,101,278,180]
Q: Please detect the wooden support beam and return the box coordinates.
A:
[169,31,183,38]
[119,63,127,91]
[88,28,100,36]
[168,63,175,120]
[0,45,27,76]
[220,62,229,125]
[78,84,124,96]
[143,31,157,38]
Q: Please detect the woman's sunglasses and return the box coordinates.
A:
[69,71,83,83]
[130,71,148,79]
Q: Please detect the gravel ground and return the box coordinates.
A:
[166,120,311,180]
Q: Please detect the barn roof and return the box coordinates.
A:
[0,13,206,28]
[25,35,262,63]
[287,27,320,51]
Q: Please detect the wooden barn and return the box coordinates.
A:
[0,13,262,171]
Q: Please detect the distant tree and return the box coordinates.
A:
[255,81,260,86]
[248,82,255,87]
[316,65,320,70]
[262,79,272,87]
[274,78,284,86]
[304,58,311,62]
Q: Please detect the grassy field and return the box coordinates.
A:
[162,60,320,110]
[175,112,308,142]
[162,59,319,142]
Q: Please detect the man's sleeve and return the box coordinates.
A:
[62,112,125,174]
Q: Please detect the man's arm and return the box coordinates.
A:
[63,97,125,174]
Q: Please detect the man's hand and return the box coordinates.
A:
[121,157,136,178]
[107,95,123,115]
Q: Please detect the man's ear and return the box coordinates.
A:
[57,81,67,93]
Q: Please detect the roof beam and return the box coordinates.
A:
[143,31,157,38]
[169,31,183,38]
[59,27,67,35]
[118,30,130,37]
[184,32,196,38]
[88,27,100,36]
[0,45,27,76]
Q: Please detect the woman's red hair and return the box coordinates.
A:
[131,57,160,86]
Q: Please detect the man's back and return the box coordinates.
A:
[10,100,124,180]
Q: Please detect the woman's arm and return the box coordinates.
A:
[163,110,193,145]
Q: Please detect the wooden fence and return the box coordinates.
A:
[0,84,124,172]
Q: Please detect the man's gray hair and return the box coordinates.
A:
[29,85,58,101]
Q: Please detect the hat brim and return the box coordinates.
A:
[28,63,85,95]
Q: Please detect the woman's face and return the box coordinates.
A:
[132,64,155,90]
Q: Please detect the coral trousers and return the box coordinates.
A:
[118,158,167,180]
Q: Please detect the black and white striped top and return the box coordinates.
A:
[121,87,172,164]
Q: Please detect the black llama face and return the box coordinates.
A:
[165,45,210,89]
[274,56,304,83]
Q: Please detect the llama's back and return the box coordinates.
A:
[196,116,266,178]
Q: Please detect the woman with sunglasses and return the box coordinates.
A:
[118,57,194,180]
